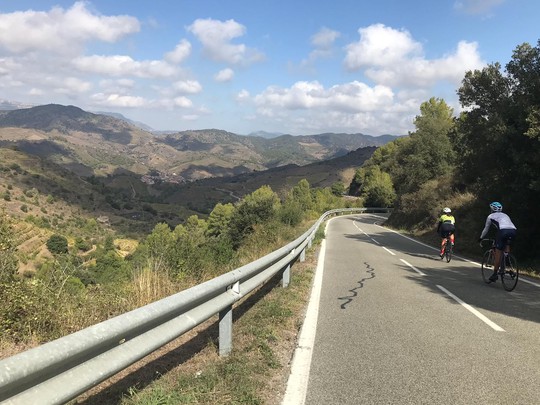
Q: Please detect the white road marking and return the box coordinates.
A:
[353,220,381,245]
[282,222,329,404]
[436,285,505,332]
[400,259,426,276]
[520,278,540,287]
[383,247,396,256]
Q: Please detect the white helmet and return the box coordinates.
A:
[443,207,451,214]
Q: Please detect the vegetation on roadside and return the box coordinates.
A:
[349,40,540,272]
[0,179,358,352]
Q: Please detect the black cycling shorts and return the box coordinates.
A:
[495,228,516,250]
[439,223,455,238]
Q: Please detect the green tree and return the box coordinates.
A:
[207,203,235,237]
[228,186,280,248]
[362,167,396,207]
[331,181,346,196]
[290,179,313,211]
[455,40,540,255]
[392,97,455,194]
[46,234,69,255]
[143,222,175,271]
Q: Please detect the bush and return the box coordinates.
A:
[46,234,69,255]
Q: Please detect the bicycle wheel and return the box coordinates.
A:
[445,240,452,263]
[501,254,518,291]
[481,250,494,284]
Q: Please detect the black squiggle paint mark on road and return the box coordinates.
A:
[338,261,375,309]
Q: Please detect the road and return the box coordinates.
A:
[285,214,540,405]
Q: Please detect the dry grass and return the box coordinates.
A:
[66,246,319,405]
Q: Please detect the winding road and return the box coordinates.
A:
[284,214,540,405]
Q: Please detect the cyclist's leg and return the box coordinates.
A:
[492,230,506,275]
[501,229,516,264]
[493,248,502,272]
[439,231,448,256]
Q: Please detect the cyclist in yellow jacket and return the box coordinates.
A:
[437,207,455,258]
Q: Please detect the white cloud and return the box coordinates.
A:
[172,80,202,94]
[55,77,92,94]
[214,68,234,82]
[171,97,193,108]
[254,81,394,112]
[72,55,178,78]
[165,39,192,64]
[91,93,147,107]
[344,24,423,70]
[311,27,341,50]
[236,89,250,102]
[344,24,484,87]
[0,2,139,54]
[187,18,264,65]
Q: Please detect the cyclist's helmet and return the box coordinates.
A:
[443,207,451,213]
[489,201,503,212]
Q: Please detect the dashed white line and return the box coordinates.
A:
[436,285,505,332]
[356,216,540,288]
[400,259,426,276]
[383,246,396,256]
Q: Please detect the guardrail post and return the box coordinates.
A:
[282,264,291,288]
[219,281,239,356]
[300,248,306,262]
[219,305,233,356]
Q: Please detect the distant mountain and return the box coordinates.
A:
[0,103,399,182]
[95,111,155,132]
[248,130,284,139]
[157,146,377,213]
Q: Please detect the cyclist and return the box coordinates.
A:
[437,207,455,258]
[478,201,517,282]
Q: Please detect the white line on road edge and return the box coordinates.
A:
[281,223,329,404]
[520,277,540,287]
[400,259,426,276]
[383,246,396,256]
[436,285,505,332]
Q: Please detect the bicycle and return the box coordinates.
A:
[480,238,518,291]
[441,235,453,263]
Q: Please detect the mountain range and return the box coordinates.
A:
[0,103,400,239]
[0,104,397,182]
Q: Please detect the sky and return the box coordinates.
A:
[0,1,538,136]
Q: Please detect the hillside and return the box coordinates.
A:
[0,104,396,181]
[0,103,383,268]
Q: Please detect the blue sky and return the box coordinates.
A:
[0,1,538,136]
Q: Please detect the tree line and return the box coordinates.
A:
[349,40,540,260]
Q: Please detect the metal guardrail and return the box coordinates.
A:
[0,207,390,404]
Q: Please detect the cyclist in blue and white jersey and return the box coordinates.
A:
[478,202,517,282]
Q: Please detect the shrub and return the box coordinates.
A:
[46,234,69,255]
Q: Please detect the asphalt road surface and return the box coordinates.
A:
[298,214,540,405]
